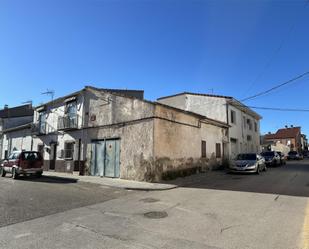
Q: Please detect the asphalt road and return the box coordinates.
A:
[168,159,309,198]
[0,175,130,228]
[0,160,309,249]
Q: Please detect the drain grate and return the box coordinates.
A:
[140,198,160,203]
[144,211,168,219]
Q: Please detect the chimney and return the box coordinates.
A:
[4,104,8,109]
[268,132,271,135]
[291,125,294,128]
[285,125,288,128]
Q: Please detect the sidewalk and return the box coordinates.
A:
[43,171,177,191]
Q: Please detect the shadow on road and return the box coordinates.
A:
[165,160,309,198]
[18,175,78,184]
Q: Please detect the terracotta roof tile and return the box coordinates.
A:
[265,127,301,139]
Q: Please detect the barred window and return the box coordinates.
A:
[216,143,221,158]
[64,142,75,160]
[201,140,207,158]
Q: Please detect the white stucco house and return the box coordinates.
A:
[0,104,34,159]
[157,92,262,159]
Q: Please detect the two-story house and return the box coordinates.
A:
[32,86,229,181]
[264,126,302,153]
[157,92,262,159]
[0,104,34,159]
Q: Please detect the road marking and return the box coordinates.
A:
[300,199,309,249]
[14,233,32,239]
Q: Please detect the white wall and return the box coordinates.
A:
[1,129,32,158]
[228,105,260,157]
[34,95,84,133]
[158,94,261,158]
[158,94,228,123]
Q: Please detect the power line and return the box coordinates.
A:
[241,70,309,102]
[247,106,309,112]
[240,0,309,99]
[230,103,309,112]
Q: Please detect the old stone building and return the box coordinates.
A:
[157,92,262,159]
[32,86,228,181]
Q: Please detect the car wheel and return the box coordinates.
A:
[36,172,42,178]
[263,165,267,172]
[0,167,6,177]
[256,165,260,175]
[12,168,19,179]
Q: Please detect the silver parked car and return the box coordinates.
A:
[229,153,267,174]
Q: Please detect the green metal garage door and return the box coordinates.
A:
[91,139,120,178]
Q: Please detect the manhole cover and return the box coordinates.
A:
[144,211,168,219]
[140,198,160,203]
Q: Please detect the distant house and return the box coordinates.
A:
[264,126,302,153]
[0,104,34,159]
[260,135,290,155]
[157,92,262,159]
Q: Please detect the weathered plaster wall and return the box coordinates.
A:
[158,94,228,123]
[158,94,262,159]
[85,88,154,128]
[157,95,188,112]
[151,105,227,181]
[85,120,154,181]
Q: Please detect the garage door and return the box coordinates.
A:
[91,139,120,178]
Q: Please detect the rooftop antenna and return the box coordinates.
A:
[41,89,55,102]
[208,88,214,94]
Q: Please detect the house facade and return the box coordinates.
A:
[0,104,34,159]
[157,92,262,159]
[30,86,228,181]
[264,126,302,153]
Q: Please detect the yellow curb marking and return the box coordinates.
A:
[300,199,309,249]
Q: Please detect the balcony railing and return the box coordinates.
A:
[58,114,79,130]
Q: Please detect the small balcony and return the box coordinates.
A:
[58,114,79,131]
[32,122,47,135]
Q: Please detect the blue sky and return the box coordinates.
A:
[0,0,308,135]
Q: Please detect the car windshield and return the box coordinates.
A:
[8,152,20,160]
[236,154,257,160]
[261,152,275,157]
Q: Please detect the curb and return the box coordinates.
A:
[42,174,178,191]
